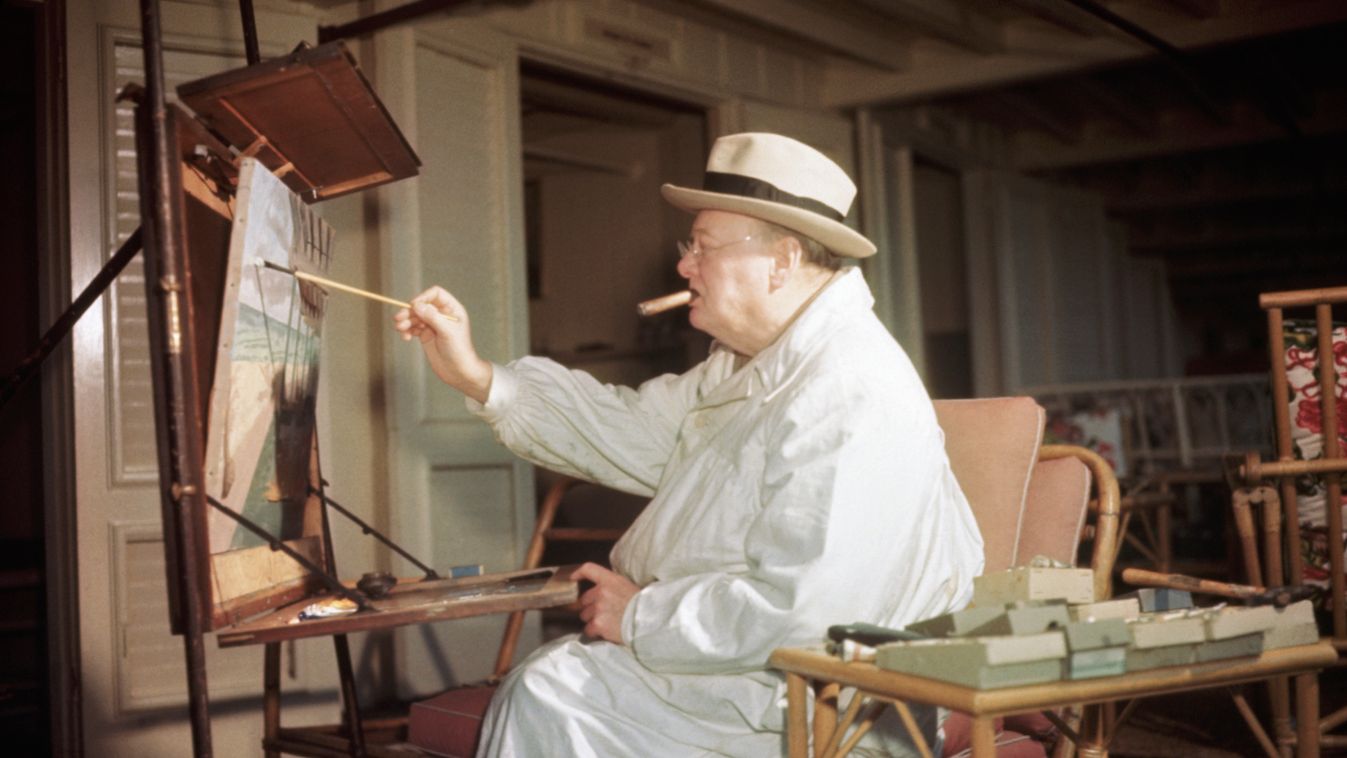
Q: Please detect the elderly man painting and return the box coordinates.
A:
[394,132,984,756]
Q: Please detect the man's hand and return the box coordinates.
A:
[392,286,492,403]
[574,562,639,645]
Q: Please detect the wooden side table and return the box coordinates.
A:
[770,641,1336,758]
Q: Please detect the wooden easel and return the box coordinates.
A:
[131,4,577,755]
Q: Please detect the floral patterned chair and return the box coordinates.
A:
[1230,285,1347,754]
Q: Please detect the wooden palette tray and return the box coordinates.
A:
[216,565,580,647]
[178,41,420,203]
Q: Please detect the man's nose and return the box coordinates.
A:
[677,253,696,279]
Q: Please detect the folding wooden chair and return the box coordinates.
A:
[493,475,633,677]
[1231,284,1347,754]
[407,475,641,756]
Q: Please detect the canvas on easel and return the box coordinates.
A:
[202,157,333,629]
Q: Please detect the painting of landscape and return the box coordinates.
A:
[203,157,334,555]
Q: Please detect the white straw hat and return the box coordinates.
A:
[661,132,876,259]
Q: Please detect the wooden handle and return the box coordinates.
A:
[291,270,409,308]
[287,268,460,322]
[1121,567,1261,599]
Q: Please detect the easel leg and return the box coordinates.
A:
[334,633,366,756]
[264,642,281,758]
[183,626,213,757]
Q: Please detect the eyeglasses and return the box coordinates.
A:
[676,234,758,261]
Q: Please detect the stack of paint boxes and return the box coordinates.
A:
[871,565,1319,689]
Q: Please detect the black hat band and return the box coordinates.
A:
[703,171,844,223]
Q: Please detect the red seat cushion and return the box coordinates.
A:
[408,685,497,757]
[408,684,1057,757]
[942,711,1049,758]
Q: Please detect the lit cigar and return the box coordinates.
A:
[637,290,692,317]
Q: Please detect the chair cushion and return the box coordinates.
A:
[942,712,1048,757]
[408,685,497,758]
[935,398,1045,573]
[1018,456,1090,567]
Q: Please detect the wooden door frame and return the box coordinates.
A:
[38,0,82,754]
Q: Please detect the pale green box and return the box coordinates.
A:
[1064,617,1130,651]
[1125,642,1198,672]
[967,602,1071,637]
[876,632,1066,689]
[906,605,1005,638]
[973,567,1095,607]
[1068,647,1127,679]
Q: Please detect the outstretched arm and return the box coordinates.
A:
[393,286,493,403]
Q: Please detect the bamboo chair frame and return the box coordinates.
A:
[806,443,1119,758]
[1232,285,1347,754]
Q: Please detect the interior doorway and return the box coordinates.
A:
[515,64,708,637]
[519,63,709,388]
[913,156,973,399]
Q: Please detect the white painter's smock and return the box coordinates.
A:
[469,268,984,756]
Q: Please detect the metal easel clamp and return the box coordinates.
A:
[205,494,377,611]
[310,481,441,580]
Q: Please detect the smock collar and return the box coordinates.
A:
[699,267,874,407]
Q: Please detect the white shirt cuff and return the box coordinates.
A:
[464,361,516,422]
[621,588,642,646]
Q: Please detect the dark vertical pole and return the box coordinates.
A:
[262,643,281,758]
[314,441,367,756]
[238,0,261,65]
[136,0,213,755]
[37,0,83,753]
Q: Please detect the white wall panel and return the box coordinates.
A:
[964,169,1175,392]
[376,22,538,698]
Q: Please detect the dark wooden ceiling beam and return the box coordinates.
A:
[691,0,911,71]
[991,91,1082,144]
[1011,91,1347,169]
[1107,182,1345,213]
[1167,251,1347,278]
[1067,75,1158,139]
[992,0,1112,36]
[1128,227,1347,255]
[1161,0,1223,19]
[821,0,1347,107]
[851,0,1007,54]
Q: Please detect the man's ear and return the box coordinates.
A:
[768,236,802,290]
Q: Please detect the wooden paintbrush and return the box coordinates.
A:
[257,259,459,321]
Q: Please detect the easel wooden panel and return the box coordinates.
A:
[178,42,420,203]
[219,566,580,647]
[130,27,575,755]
